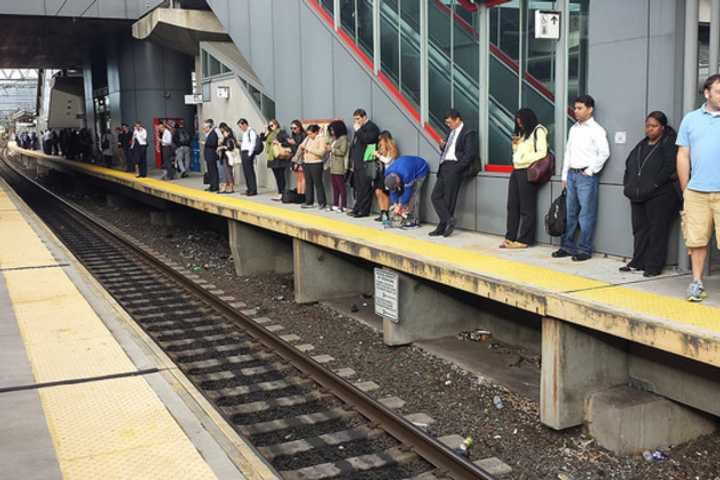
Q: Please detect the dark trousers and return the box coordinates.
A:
[272,167,287,194]
[629,190,680,274]
[205,153,219,190]
[303,163,326,206]
[123,148,133,172]
[505,168,539,245]
[136,145,148,177]
[331,174,347,208]
[431,163,465,226]
[162,145,175,179]
[241,151,257,194]
[352,163,374,216]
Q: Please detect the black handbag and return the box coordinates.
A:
[545,189,567,237]
[203,172,209,185]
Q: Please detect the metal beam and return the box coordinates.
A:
[420,0,429,126]
[478,5,489,165]
[333,0,340,30]
[683,0,699,114]
[553,0,569,173]
[372,0,381,74]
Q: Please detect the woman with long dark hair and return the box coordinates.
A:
[502,108,548,248]
[621,111,680,276]
[288,120,307,196]
[216,123,237,194]
[326,120,349,212]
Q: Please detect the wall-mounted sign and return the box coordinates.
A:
[184,94,203,105]
[535,11,561,40]
[216,86,230,99]
[374,268,399,322]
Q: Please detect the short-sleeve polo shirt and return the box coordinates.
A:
[677,105,720,192]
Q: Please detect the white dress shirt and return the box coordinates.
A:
[161,129,173,146]
[241,128,257,153]
[133,127,147,147]
[561,117,610,181]
[442,122,464,162]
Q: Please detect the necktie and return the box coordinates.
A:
[441,128,457,161]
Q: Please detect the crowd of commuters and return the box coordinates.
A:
[18,74,720,302]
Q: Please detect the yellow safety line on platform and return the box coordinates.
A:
[0,189,218,480]
[17,151,720,353]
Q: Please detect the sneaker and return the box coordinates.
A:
[551,249,572,258]
[401,222,420,229]
[301,204,315,209]
[331,205,340,212]
[687,280,707,302]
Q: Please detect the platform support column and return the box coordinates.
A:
[228,220,292,276]
[540,317,628,430]
[293,239,373,304]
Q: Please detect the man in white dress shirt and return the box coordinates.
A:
[131,121,149,178]
[552,95,610,261]
[159,123,176,180]
[237,118,259,196]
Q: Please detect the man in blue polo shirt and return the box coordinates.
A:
[677,74,720,302]
[384,155,430,229]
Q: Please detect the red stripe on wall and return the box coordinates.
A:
[484,164,513,173]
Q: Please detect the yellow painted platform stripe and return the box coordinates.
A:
[0,191,218,479]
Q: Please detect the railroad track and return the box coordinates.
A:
[0,151,495,480]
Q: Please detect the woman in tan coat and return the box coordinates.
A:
[325,120,349,212]
[300,124,328,209]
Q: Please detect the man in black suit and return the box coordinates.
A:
[347,108,381,217]
[430,109,478,237]
[203,119,220,192]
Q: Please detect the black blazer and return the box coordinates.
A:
[623,132,678,203]
[349,120,381,168]
[439,126,478,173]
[205,129,219,163]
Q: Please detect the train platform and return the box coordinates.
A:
[9,144,720,437]
[0,175,276,478]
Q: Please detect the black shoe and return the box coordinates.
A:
[619,264,642,272]
[572,253,592,262]
[552,249,572,258]
[443,217,456,237]
[643,270,661,278]
[181,172,189,178]
[247,192,257,197]
[429,224,446,237]
[347,211,359,217]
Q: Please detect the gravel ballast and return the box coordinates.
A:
[40,178,720,480]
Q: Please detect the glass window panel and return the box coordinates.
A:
[321,0,334,15]
[262,94,276,120]
[399,1,420,106]
[452,8,479,159]
[568,0,589,104]
[208,54,221,77]
[428,3,451,132]
[526,0,555,95]
[249,84,263,110]
[340,0,356,39]
[380,0,400,84]
[357,0,374,56]
[202,51,209,79]
[202,82,210,102]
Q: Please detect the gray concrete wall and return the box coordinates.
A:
[205,0,683,261]
[108,36,195,167]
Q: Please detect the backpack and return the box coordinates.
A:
[253,131,264,156]
[545,189,567,237]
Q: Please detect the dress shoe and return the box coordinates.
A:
[443,218,456,237]
[551,249,572,258]
[572,253,592,262]
[643,270,661,278]
[429,224,446,237]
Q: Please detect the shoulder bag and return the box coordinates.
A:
[527,126,554,185]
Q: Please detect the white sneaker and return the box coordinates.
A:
[331,206,340,212]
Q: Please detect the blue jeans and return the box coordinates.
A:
[561,169,599,256]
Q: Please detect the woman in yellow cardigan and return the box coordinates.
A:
[501,108,549,249]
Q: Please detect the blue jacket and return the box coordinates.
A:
[385,156,430,205]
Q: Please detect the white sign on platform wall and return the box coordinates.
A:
[184,94,203,105]
[216,86,230,99]
[374,268,399,322]
[535,11,561,40]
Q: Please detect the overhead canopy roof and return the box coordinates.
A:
[0,15,131,68]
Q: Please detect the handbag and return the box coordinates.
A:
[545,189,567,237]
[527,127,554,185]
[226,148,241,166]
[272,142,292,160]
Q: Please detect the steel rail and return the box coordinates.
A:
[0,152,496,480]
